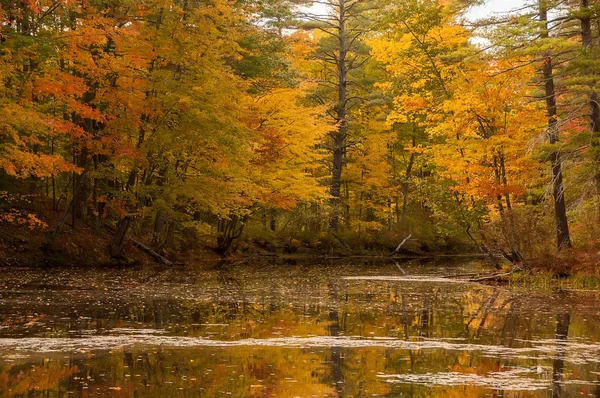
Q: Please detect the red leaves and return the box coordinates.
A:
[24,0,41,14]
[252,128,286,165]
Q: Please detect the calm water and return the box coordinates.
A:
[1,259,600,397]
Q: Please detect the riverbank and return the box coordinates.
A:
[2,207,599,289]
[0,203,442,267]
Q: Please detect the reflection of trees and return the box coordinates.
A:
[419,296,432,338]
[500,295,521,347]
[0,363,78,396]
[552,312,570,398]
[7,265,600,397]
[473,292,499,338]
[464,291,503,338]
[4,346,337,397]
[401,292,416,398]
[215,265,260,323]
[327,281,344,397]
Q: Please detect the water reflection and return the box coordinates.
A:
[552,310,570,398]
[1,260,600,396]
[327,281,344,397]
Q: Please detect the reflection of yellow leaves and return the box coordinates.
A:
[430,385,519,398]
[0,364,78,396]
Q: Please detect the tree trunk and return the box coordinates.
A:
[387,198,393,232]
[152,210,164,248]
[330,0,348,232]
[344,182,351,226]
[540,2,572,249]
[401,152,415,232]
[269,209,277,232]
[74,146,90,223]
[162,221,175,251]
[110,216,132,258]
[216,215,246,254]
[497,152,525,262]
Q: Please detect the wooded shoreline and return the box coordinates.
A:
[2,0,600,277]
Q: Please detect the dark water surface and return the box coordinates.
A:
[1,259,600,397]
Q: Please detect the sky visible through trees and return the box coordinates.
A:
[468,0,524,20]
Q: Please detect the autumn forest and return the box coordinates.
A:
[1,0,600,268]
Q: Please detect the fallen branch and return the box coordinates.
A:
[389,234,412,256]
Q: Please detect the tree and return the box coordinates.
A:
[299,0,372,231]
[369,0,485,250]
[539,0,572,249]
[571,0,600,210]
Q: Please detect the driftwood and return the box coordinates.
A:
[389,234,412,256]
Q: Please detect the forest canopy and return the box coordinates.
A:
[1,0,599,266]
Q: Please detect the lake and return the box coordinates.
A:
[1,258,600,397]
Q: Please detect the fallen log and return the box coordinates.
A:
[130,238,173,266]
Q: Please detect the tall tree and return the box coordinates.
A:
[300,0,371,231]
[539,0,572,249]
